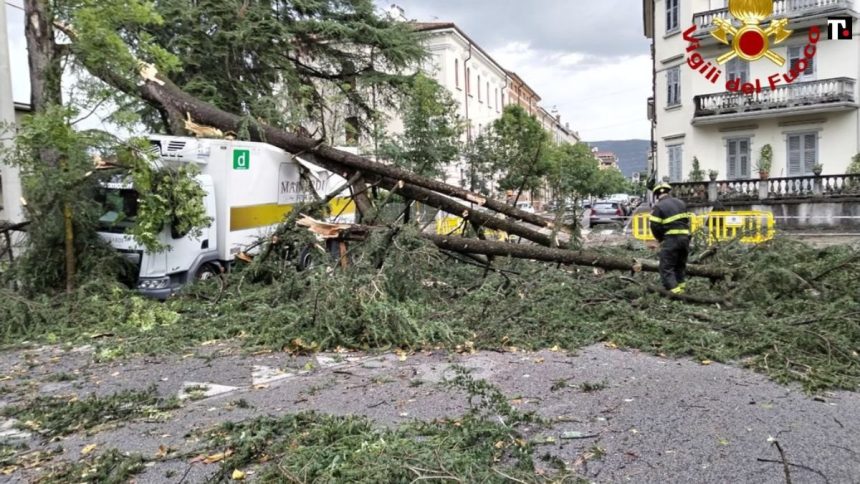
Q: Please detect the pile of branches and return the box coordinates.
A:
[3,221,858,392]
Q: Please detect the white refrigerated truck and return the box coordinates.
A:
[96,135,355,299]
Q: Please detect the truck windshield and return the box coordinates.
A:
[95,188,139,233]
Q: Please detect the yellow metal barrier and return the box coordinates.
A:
[435,213,508,241]
[632,212,705,241]
[631,210,774,244]
[706,211,775,244]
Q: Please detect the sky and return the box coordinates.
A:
[4,0,652,141]
[376,0,653,141]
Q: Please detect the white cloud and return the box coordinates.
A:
[491,42,651,141]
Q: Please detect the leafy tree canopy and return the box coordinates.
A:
[380,73,462,178]
[100,0,429,135]
[469,105,551,198]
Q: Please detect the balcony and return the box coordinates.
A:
[693,77,857,124]
[691,0,854,39]
[672,173,860,205]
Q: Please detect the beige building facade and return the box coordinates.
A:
[645,0,860,182]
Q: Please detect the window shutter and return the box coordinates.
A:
[788,135,801,175]
[804,134,817,173]
[740,140,749,178]
[667,70,673,104]
[727,141,737,179]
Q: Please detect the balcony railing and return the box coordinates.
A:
[692,0,853,34]
[672,173,860,205]
[694,77,856,120]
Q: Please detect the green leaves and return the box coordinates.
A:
[130,0,426,133]
[468,105,551,196]
[380,74,463,178]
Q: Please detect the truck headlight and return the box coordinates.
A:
[138,277,170,290]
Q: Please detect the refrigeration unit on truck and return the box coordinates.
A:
[95,135,355,299]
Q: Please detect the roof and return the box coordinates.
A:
[412,22,507,79]
[412,22,456,31]
[505,70,541,100]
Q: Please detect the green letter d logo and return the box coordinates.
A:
[233,149,250,170]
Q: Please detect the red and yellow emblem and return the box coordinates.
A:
[712,0,792,65]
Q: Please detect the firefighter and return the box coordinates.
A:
[649,183,692,294]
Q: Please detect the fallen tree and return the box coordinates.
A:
[292,215,733,281]
[69,54,730,278]
[426,235,733,280]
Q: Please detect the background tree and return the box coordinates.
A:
[688,156,705,182]
[471,105,551,204]
[591,167,631,197]
[380,74,462,178]
[379,74,462,222]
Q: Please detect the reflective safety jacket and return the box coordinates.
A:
[649,196,692,242]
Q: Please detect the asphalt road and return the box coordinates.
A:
[1,343,858,483]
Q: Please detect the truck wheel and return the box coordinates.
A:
[297,245,314,271]
[195,262,221,281]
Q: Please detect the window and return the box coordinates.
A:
[726,138,751,179]
[666,0,679,33]
[486,82,490,107]
[345,116,360,145]
[466,68,471,96]
[96,188,140,234]
[501,93,505,108]
[478,75,482,102]
[787,133,818,175]
[495,88,499,110]
[726,57,749,85]
[787,46,815,81]
[666,66,681,106]
[455,59,460,89]
[668,144,683,182]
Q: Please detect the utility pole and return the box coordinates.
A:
[0,1,24,223]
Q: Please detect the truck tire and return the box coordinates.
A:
[195,262,221,281]
[297,245,315,271]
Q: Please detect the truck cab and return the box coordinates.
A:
[95,135,354,299]
[96,173,219,299]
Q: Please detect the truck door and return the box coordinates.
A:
[163,176,218,279]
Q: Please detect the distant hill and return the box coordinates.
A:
[587,140,650,178]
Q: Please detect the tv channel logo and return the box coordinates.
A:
[827,17,853,40]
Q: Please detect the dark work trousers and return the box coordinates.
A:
[658,235,690,290]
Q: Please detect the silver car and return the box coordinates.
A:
[589,201,627,224]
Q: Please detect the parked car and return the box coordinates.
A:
[589,201,628,224]
[515,201,535,213]
[608,193,634,215]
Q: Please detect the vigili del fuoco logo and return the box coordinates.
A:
[683,0,821,94]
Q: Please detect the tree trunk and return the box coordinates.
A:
[25,0,75,289]
[424,235,733,280]
[63,201,75,292]
[24,0,62,112]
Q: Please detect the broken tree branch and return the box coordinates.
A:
[425,235,734,280]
